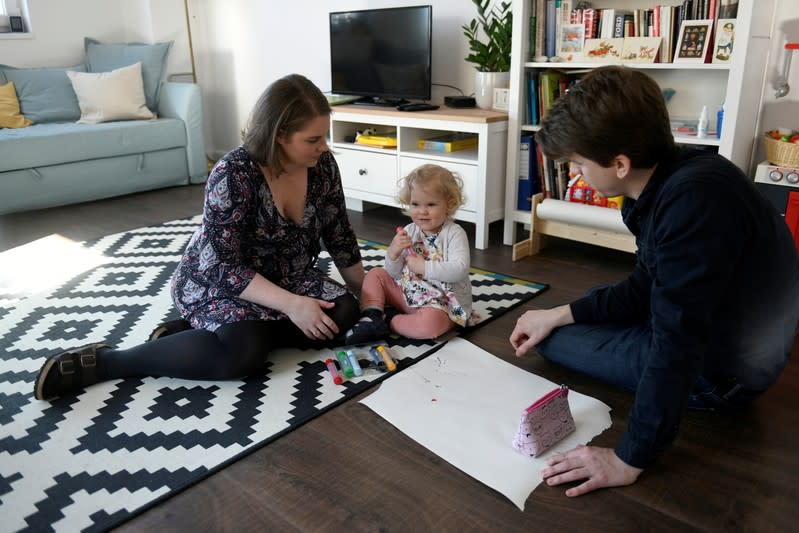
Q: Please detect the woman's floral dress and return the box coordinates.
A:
[171,146,361,331]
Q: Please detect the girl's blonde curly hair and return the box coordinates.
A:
[397,164,465,217]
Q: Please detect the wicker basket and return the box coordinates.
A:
[764,134,799,167]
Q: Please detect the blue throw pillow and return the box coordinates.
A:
[0,64,87,123]
[84,37,173,114]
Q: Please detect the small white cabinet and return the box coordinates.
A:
[330,105,508,250]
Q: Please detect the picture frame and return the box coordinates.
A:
[674,19,713,63]
[557,23,586,62]
[582,38,623,63]
[712,19,736,64]
[9,15,24,33]
[621,37,662,63]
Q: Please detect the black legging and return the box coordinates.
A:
[100,294,359,381]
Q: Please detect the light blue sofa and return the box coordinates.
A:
[0,66,206,215]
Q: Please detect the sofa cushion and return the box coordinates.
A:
[0,118,187,173]
[0,81,32,129]
[0,64,86,123]
[84,37,173,114]
[67,63,155,124]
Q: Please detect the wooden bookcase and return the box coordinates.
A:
[503,0,775,258]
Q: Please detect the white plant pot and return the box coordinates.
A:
[474,71,510,109]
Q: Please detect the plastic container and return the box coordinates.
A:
[716,104,724,139]
[697,106,709,138]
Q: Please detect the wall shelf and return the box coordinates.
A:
[503,0,773,258]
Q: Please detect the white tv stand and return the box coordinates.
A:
[330,105,508,249]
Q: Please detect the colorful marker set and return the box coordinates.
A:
[324,345,398,385]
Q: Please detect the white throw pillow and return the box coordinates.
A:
[66,62,155,124]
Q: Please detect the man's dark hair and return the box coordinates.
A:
[242,74,331,178]
[536,66,675,168]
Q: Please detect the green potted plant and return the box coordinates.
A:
[462,0,513,108]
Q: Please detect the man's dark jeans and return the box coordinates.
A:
[536,322,764,412]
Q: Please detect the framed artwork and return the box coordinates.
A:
[582,38,623,63]
[557,23,586,62]
[674,19,713,63]
[9,15,24,32]
[712,19,736,63]
[621,37,662,63]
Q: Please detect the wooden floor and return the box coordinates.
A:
[3,186,797,532]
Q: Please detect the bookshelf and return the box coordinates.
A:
[503,0,775,254]
[329,105,508,249]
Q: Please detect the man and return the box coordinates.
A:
[510,66,799,497]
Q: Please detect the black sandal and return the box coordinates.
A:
[33,343,110,401]
[147,318,192,342]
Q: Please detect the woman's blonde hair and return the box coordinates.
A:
[397,164,465,216]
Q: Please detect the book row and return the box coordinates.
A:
[529,0,738,64]
[517,134,623,211]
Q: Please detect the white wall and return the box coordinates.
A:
[751,0,799,166]
[187,0,477,158]
[2,0,797,167]
[0,0,193,80]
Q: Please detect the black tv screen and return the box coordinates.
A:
[330,5,432,104]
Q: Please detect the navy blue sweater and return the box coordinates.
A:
[570,148,799,468]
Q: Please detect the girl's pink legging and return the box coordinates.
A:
[360,267,455,340]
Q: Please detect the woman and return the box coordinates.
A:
[34,74,365,401]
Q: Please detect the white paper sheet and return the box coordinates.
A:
[360,337,612,510]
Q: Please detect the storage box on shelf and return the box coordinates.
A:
[503,0,773,258]
[330,105,508,249]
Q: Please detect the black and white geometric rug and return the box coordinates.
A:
[0,215,547,533]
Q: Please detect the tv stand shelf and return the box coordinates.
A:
[330,105,508,249]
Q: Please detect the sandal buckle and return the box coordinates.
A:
[80,353,97,368]
[59,359,75,375]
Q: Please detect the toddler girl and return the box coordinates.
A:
[345,164,473,344]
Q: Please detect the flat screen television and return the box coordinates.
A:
[329,5,432,106]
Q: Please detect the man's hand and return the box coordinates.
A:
[509,305,574,357]
[542,445,643,497]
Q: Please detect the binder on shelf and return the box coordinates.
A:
[517,135,540,211]
[417,132,478,152]
[518,135,533,210]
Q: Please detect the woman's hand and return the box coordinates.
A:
[541,445,643,497]
[509,305,574,357]
[285,295,339,339]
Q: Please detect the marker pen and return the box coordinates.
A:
[368,346,387,371]
[376,345,397,372]
[324,358,343,385]
[336,350,354,378]
[346,349,363,376]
